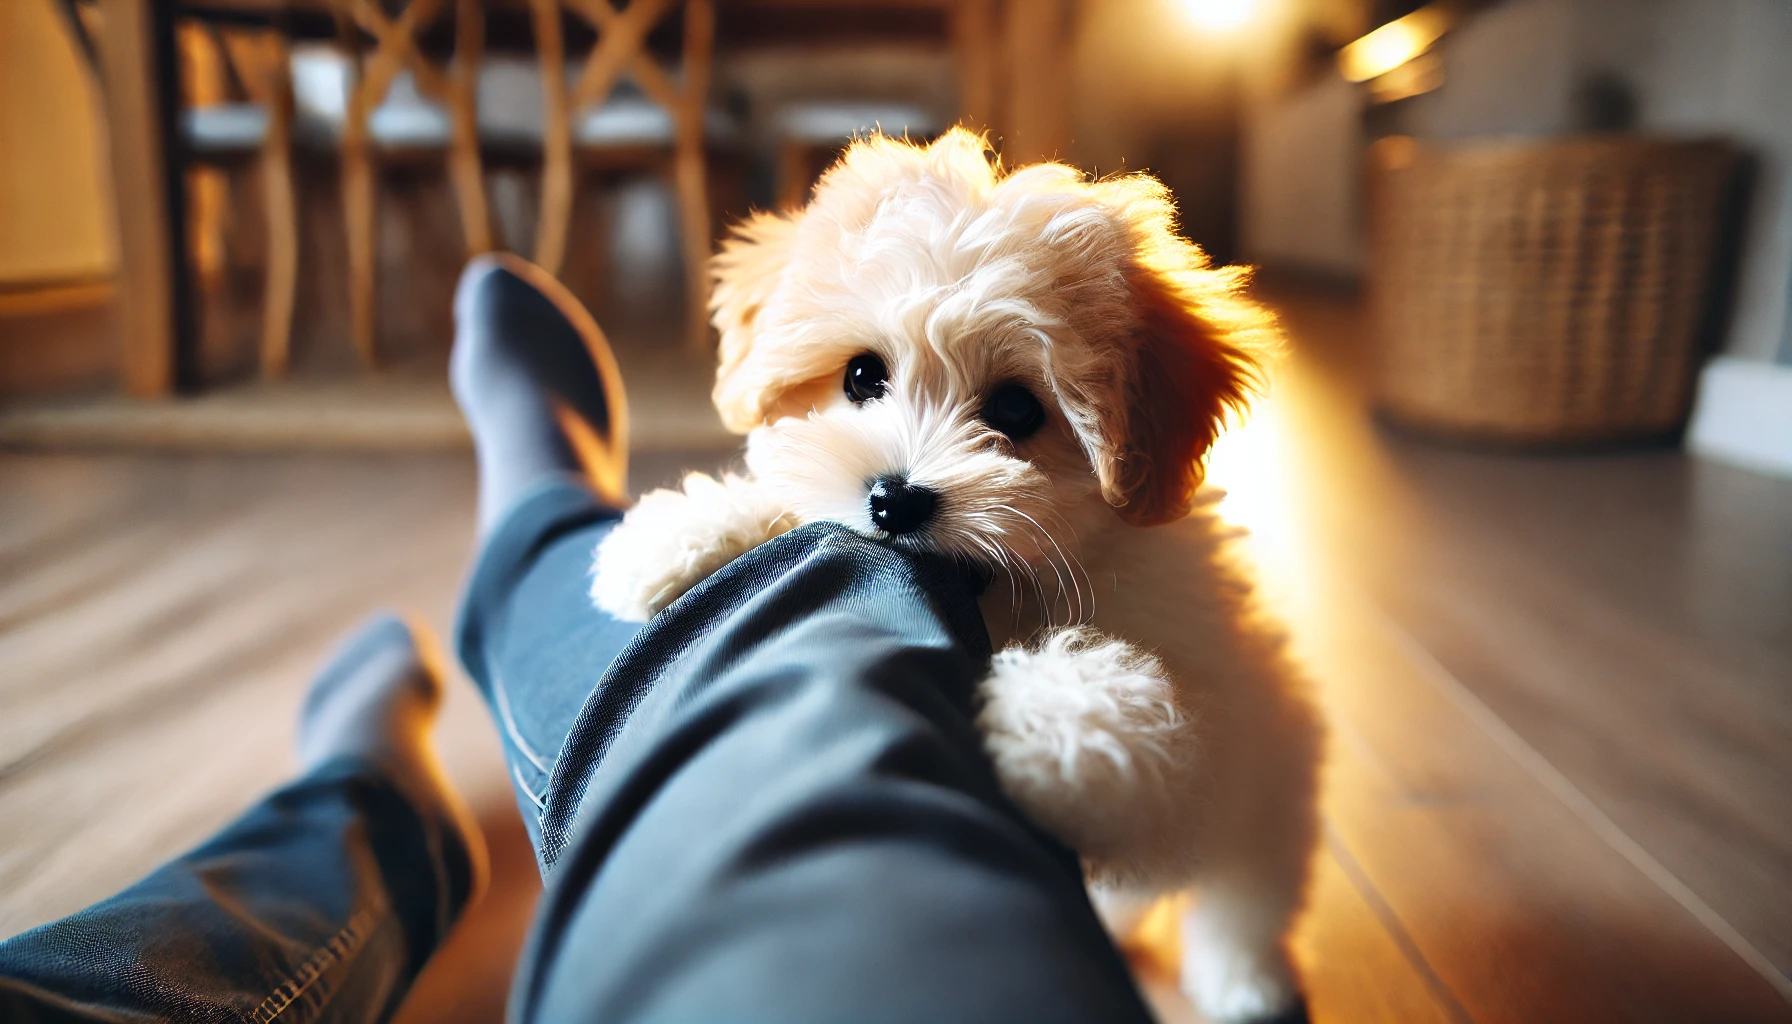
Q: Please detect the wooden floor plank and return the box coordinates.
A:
[0,456,173,572]
[1253,282,1792,1017]
[1375,542,1792,977]
[1298,835,1472,1024]
[0,453,485,929]
[0,461,470,770]
[1285,840,1466,1024]
[1304,593,1791,1022]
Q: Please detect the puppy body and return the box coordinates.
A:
[982,502,1322,1021]
[591,130,1322,1022]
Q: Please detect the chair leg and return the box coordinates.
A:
[673,138,712,350]
[183,24,228,293]
[530,0,573,277]
[676,0,715,350]
[342,87,379,367]
[776,141,813,211]
[449,0,492,256]
[952,0,999,132]
[259,63,298,378]
[189,167,229,292]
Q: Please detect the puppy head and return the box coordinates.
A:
[712,129,1276,601]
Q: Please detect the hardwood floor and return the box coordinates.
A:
[1203,285,1792,1021]
[1,285,1788,1022]
[0,446,717,1022]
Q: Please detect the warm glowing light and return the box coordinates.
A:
[1123,893,1193,976]
[1337,5,1452,83]
[1178,0,1260,32]
[1204,390,1311,609]
[1367,51,1444,102]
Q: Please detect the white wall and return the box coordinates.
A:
[1402,0,1578,139]
[1576,0,1792,365]
[1239,72,1364,277]
[1634,0,1792,366]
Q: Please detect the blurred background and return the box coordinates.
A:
[2,0,1789,1021]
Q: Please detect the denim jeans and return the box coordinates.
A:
[0,478,1151,1024]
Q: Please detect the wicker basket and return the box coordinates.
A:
[1368,136,1736,443]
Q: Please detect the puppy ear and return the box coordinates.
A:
[1087,183,1276,526]
[711,210,801,433]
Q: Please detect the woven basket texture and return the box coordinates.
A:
[1369,136,1736,442]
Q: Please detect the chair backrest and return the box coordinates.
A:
[530,0,716,274]
[290,44,459,150]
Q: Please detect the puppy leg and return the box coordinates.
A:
[1180,860,1306,1022]
[590,472,793,620]
[1179,702,1321,1023]
[976,627,1203,885]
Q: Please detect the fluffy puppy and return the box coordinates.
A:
[592,128,1322,1022]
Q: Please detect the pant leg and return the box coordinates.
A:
[456,497,1155,1024]
[0,757,476,1024]
[454,475,636,863]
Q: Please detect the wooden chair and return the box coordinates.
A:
[703,0,1005,210]
[57,2,299,378]
[772,100,939,209]
[183,28,300,377]
[532,0,719,348]
[321,0,490,367]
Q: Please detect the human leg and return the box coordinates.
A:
[0,616,481,1024]
[482,523,1155,1024]
[449,252,640,853]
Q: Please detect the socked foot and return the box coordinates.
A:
[298,613,487,896]
[451,253,630,532]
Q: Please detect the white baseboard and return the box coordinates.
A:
[1687,356,1792,478]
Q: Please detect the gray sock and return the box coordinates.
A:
[451,255,624,534]
[297,612,487,903]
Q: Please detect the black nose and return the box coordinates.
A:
[867,476,937,535]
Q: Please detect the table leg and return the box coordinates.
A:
[98,0,194,396]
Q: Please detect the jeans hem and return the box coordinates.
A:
[245,903,387,1024]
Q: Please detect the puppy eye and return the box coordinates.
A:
[982,383,1045,441]
[844,353,890,404]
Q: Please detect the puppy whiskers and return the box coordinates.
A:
[998,503,1090,628]
[972,533,1028,634]
[1037,504,1095,624]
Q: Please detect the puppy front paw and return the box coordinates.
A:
[590,473,791,621]
[976,627,1202,884]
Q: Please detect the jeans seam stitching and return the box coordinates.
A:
[512,762,548,810]
[493,670,551,773]
[244,902,385,1023]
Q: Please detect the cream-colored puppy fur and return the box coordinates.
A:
[591,129,1322,1023]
